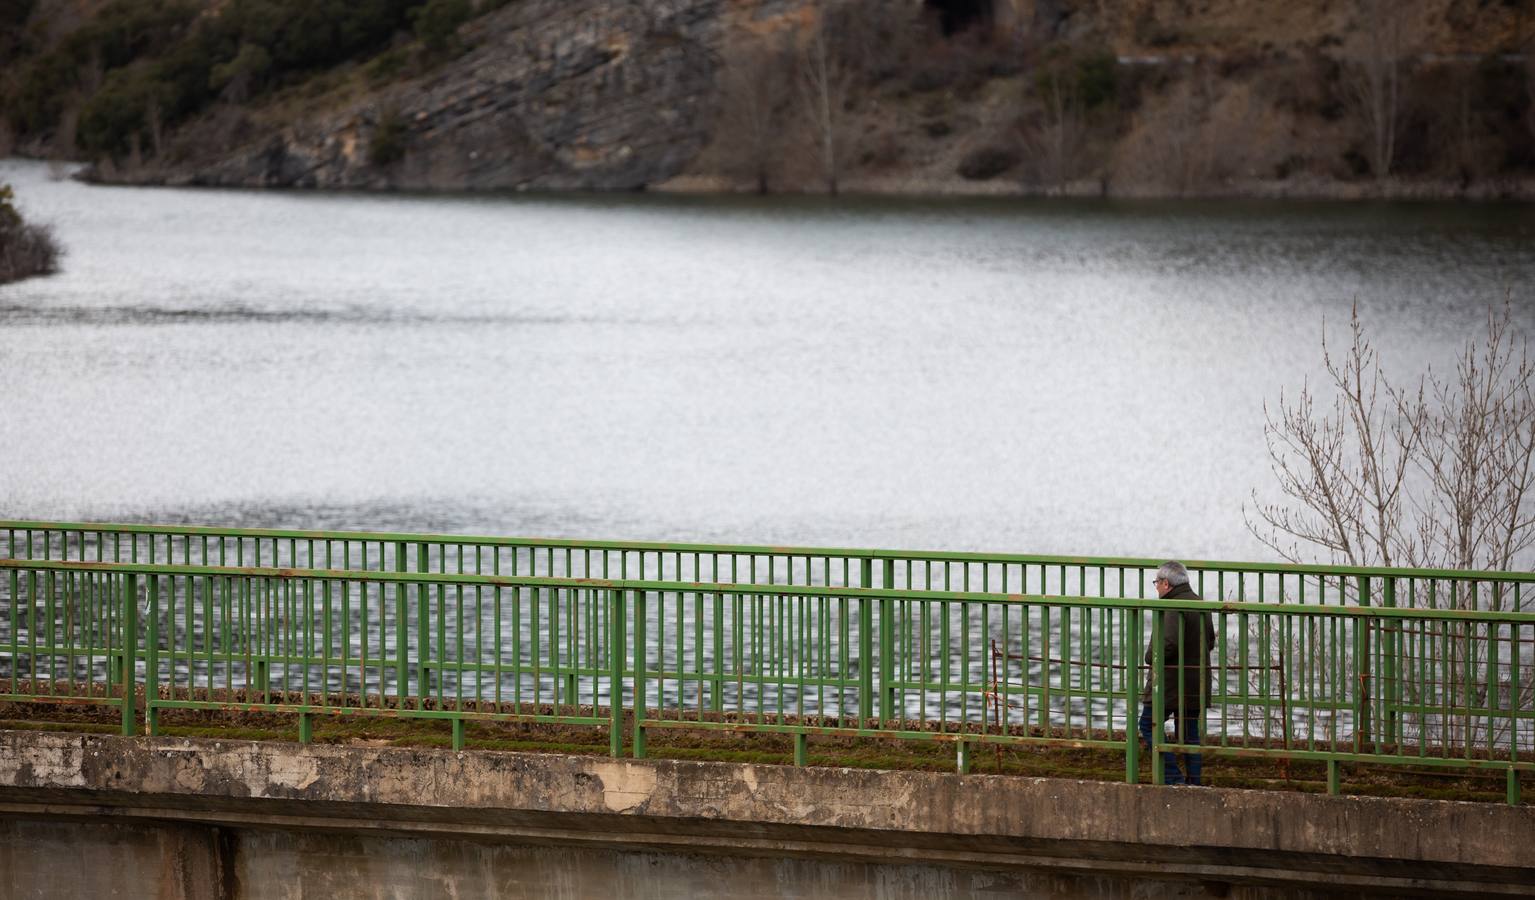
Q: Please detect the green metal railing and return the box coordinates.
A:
[7,521,1533,614]
[2,529,1531,804]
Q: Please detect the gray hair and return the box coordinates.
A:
[1155,561,1190,586]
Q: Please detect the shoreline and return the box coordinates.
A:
[35,157,1535,204]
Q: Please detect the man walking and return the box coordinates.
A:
[1138,561,1215,785]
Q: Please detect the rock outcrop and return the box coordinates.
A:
[129,0,731,191]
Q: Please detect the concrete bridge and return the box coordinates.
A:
[2,729,1532,899]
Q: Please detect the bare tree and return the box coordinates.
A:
[48,107,78,178]
[717,34,792,193]
[1121,70,1211,196]
[146,92,165,160]
[796,8,855,194]
[1246,306,1424,571]
[1247,304,1535,751]
[1160,74,1213,195]
[1449,63,1476,179]
[1023,62,1085,190]
[1526,46,1535,145]
[1249,304,1535,578]
[1344,0,1404,180]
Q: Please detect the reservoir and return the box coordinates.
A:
[2,158,1533,561]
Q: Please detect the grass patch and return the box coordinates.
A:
[0,702,1520,805]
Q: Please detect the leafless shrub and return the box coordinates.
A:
[1250,304,1535,578]
[795,7,857,194]
[1342,0,1404,179]
[50,107,78,174]
[1022,63,1086,189]
[716,32,793,193]
[1526,48,1535,145]
[146,91,165,160]
[1121,71,1212,195]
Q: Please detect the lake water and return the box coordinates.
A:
[2,157,1533,562]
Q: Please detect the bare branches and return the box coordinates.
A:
[1249,301,1535,597]
[1416,305,1535,582]
[1343,0,1404,179]
[1022,60,1086,190]
[795,11,855,195]
[717,33,793,193]
[1248,306,1424,571]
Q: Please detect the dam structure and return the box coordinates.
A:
[1,520,1531,898]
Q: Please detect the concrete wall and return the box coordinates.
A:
[2,817,1349,900]
[0,731,1531,899]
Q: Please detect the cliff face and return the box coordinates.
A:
[151,0,729,190]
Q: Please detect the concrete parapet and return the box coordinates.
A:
[0,731,1530,897]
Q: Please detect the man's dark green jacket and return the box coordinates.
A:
[1140,583,1216,714]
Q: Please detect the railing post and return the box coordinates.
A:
[1354,576,1372,750]
[416,544,430,706]
[564,590,580,715]
[1382,577,1397,746]
[121,573,137,737]
[609,588,625,759]
[633,589,647,758]
[1150,607,1164,785]
[956,738,971,774]
[858,559,873,724]
[879,558,895,724]
[1510,768,1522,807]
[145,576,159,736]
[1125,606,1141,784]
[710,591,723,714]
[394,542,408,709]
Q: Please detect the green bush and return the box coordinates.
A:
[210,42,273,99]
[1075,53,1118,110]
[1033,49,1119,114]
[76,70,149,157]
[364,47,411,86]
[369,108,409,166]
[412,0,473,54]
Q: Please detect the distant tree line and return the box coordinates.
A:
[0,0,506,164]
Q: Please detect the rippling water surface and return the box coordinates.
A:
[2,158,1533,560]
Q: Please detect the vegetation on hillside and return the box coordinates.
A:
[0,0,499,163]
[0,182,61,285]
[2,0,1534,194]
[705,0,1535,194]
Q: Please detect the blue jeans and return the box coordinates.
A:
[1138,702,1203,785]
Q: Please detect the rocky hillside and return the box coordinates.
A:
[2,0,1533,197]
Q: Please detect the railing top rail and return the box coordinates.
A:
[4,519,1533,584]
[6,557,1534,624]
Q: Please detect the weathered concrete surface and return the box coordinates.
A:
[0,731,1531,898]
[0,816,1355,900]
